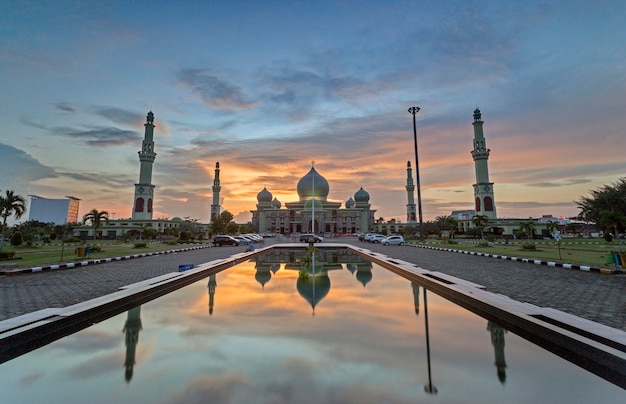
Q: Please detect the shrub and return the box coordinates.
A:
[478,241,490,248]
[89,245,102,252]
[603,231,613,243]
[133,242,148,248]
[10,231,23,247]
[522,243,537,251]
[0,251,15,259]
[446,239,458,244]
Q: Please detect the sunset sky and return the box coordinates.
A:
[1,1,624,225]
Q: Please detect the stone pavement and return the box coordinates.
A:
[1,238,625,331]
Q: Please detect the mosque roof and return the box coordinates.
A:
[257,187,273,203]
[297,167,329,201]
[345,197,355,208]
[354,187,370,203]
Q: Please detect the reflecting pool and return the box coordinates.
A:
[1,249,623,403]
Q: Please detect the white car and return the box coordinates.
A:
[369,234,387,243]
[382,235,405,245]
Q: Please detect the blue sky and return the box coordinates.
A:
[1,0,624,224]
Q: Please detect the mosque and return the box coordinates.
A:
[251,167,379,235]
[70,108,559,240]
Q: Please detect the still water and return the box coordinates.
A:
[2,249,623,403]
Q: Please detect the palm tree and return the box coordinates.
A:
[518,221,536,242]
[472,214,490,239]
[82,209,109,241]
[545,220,560,238]
[0,190,27,252]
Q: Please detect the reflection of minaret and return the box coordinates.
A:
[210,162,222,223]
[487,321,507,384]
[123,305,143,383]
[207,274,216,315]
[471,108,497,219]
[411,282,420,315]
[406,161,417,223]
[132,111,157,220]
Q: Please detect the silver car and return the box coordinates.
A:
[382,235,405,245]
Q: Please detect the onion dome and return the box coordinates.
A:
[297,167,329,201]
[304,198,323,210]
[354,187,370,203]
[345,197,355,208]
[255,269,272,287]
[356,264,373,287]
[271,197,281,208]
[257,187,272,203]
[297,273,330,310]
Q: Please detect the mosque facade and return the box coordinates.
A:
[251,166,376,235]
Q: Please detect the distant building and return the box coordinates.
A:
[28,195,80,224]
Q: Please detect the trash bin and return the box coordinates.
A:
[613,253,622,267]
[76,246,86,258]
[178,264,194,272]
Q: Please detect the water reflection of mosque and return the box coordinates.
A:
[120,250,508,387]
[253,248,373,311]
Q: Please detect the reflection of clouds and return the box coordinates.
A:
[66,351,121,379]
[19,372,43,387]
[54,329,120,352]
[170,374,250,403]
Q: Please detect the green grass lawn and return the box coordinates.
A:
[408,239,625,268]
[0,241,211,269]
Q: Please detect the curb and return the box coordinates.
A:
[0,245,213,276]
[406,244,625,275]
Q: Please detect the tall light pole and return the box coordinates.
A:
[408,107,424,242]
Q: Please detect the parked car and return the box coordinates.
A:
[299,234,323,243]
[233,236,252,245]
[369,234,387,243]
[382,235,405,245]
[212,235,240,246]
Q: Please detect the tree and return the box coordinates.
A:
[576,178,626,233]
[545,220,560,237]
[82,209,109,241]
[518,221,536,241]
[211,211,234,235]
[0,190,27,252]
[472,214,490,239]
[435,215,458,238]
[598,210,626,238]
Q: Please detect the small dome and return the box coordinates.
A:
[304,198,323,210]
[345,197,355,208]
[271,197,281,208]
[354,187,370,203]
[257,187,272,203]
[171,217,183,222]
[297,167,329,200]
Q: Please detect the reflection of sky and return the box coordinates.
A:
[1,259,623,403]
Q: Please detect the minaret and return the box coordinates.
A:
[471,108,497,219]
[210,162,222,223]
[405,161,417,223]
[123,305,143,383]
[487,321,507,384]
[132,111,157,220]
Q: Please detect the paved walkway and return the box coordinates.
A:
[1,238,625,331]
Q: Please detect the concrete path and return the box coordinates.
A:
[1,238,624,331]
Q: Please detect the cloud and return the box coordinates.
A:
[177,68,257,110]
[91,106,145,126]
[0,143,58,186]
[54,102,76,113]
[51,125,142,147]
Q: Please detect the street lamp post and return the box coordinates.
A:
[408,106,424,242]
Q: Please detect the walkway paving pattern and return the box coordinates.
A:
[1,238,625,331]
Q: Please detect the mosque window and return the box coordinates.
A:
[135,198,144,212]
[147,198,153,212]
[475,197,481,212]
[484,197,494,211]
